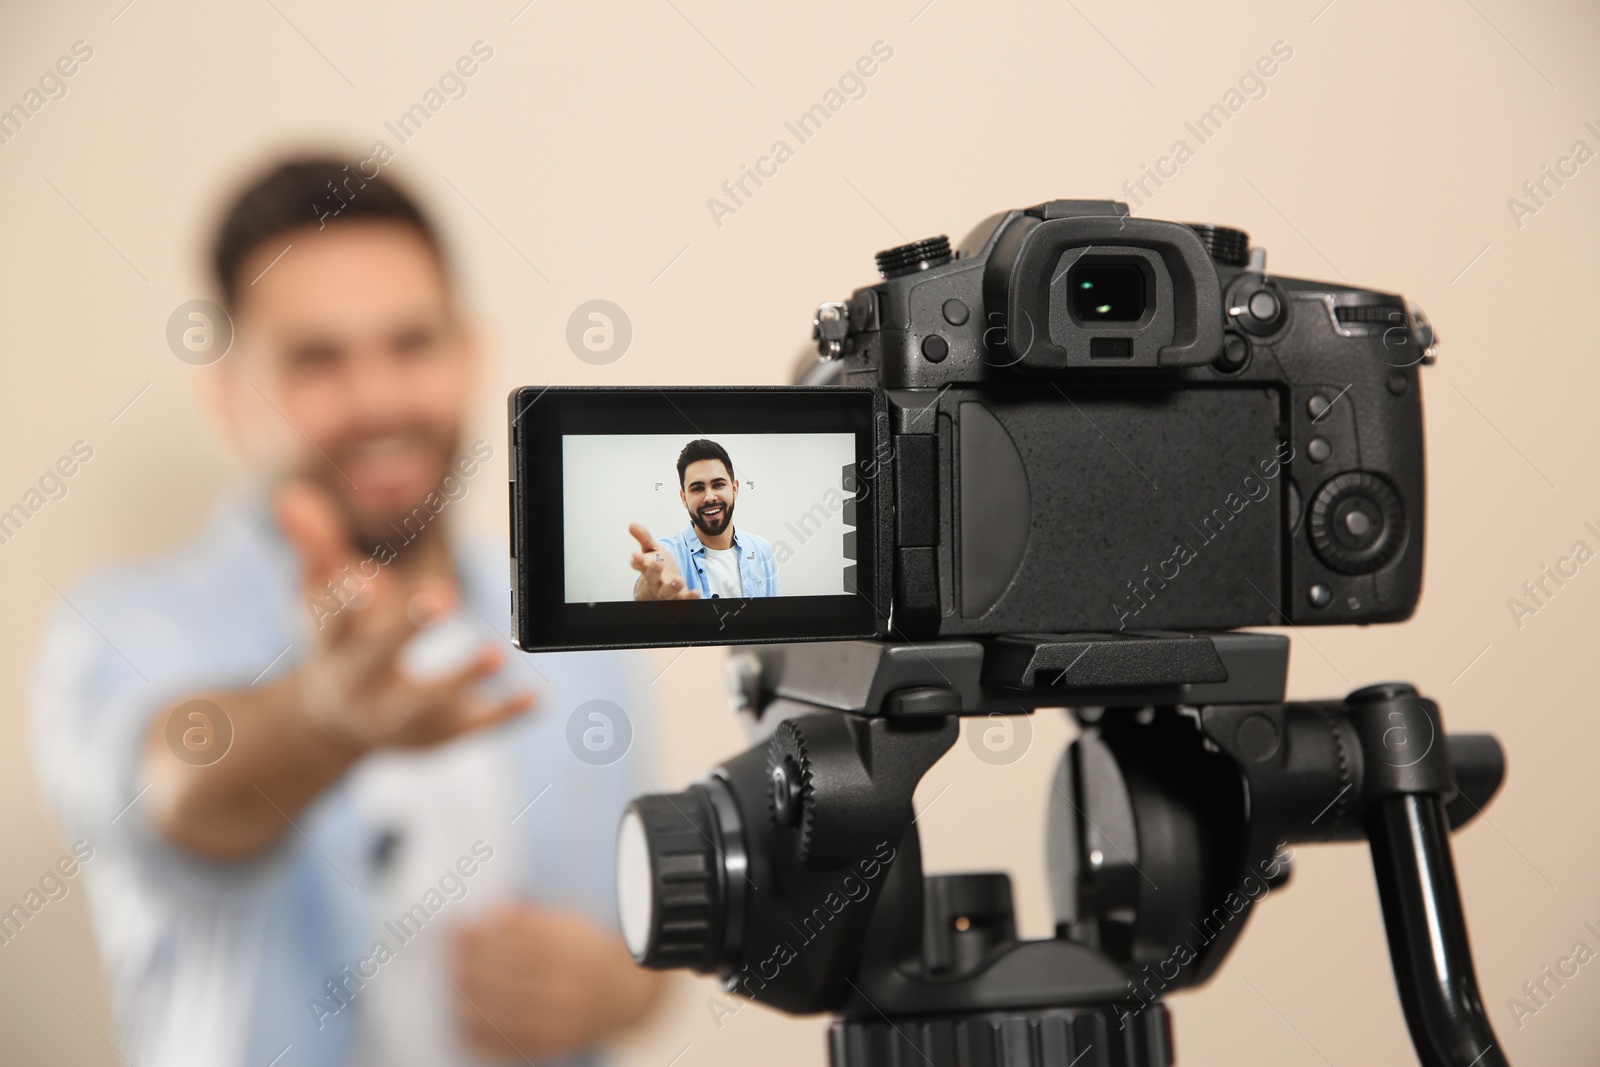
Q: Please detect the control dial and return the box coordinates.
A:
[1307,471,1406,574]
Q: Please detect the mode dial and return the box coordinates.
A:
[875,236,952,279]
[1184,223,1250,267]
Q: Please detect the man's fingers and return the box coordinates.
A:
[632,545,702,600]
[633,555,674,585]
[637,561,699,600]
[457,1002,528,1062]
[421,645,504,695]
[412,647,535,740]
[406,582,455,627]
[450,976,521,1058]
[627,523,658,553]
[350,578,456,678]
[274,479,367,640]
[458,693,535,737]
[274,480,350,582]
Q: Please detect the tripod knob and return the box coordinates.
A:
[617,784,740,972]
[832,1004,1172,1067]
[767,719,818,864]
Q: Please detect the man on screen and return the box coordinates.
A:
[629,439,781,600]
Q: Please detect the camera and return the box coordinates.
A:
[509,198,1438,652]
[511,201,1510,1067]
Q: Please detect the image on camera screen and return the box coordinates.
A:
[561,432,859,605]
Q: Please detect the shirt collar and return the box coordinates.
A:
[681,523,740,555]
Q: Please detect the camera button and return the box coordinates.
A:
[1307,394,1330,418]
[1307,437,1332,463]
[921,334,950,363]
[941,299,970,326]
[1230,279,1287,336]
[1216,334,1249,372]
[1308,583,1333,608]
[1248,290,1280,321]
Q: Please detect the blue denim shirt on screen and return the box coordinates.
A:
[656,523,781,598]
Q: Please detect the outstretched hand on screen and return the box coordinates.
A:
[628,523,700,601]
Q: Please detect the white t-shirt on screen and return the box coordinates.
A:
[700,545,743,598]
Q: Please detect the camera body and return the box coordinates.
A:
[509,198,1435,650]
[817,198,1435,636]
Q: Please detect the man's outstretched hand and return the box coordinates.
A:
[628,523,699,601]
[144,480,534,861]
[276,481,533,752]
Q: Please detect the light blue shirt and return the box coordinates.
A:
[656,523,781,598]
[29,492,652,1067]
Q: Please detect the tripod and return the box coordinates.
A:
[623,630,1508,1066]
[748,633,1497,1067]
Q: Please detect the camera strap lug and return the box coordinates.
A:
[814,300,850,359]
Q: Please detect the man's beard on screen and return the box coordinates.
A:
[691,496,735,538]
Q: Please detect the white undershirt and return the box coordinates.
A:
[700,545,743,598]
[350,612,523,1067]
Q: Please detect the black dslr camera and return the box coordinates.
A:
[814,198,1435,636]
[510,199,1436,651]
[510,201,1507,1067]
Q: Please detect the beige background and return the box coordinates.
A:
[3,0,1598,1063]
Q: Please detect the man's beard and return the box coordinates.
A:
[351,507,433,559]
[691,497,734,538]
[298,425,461,558]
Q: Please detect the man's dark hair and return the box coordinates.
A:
[210,157,446,309]
[677,439,734,488]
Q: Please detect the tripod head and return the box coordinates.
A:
[618,633,1508,1067]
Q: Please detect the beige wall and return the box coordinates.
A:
[3,0,1598,1062]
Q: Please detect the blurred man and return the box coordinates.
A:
[30,159,662,1067]
[629,438,780,600]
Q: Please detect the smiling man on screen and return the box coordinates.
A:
[629,439,781,601]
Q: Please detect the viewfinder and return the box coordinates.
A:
[1068,262,1146,322]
